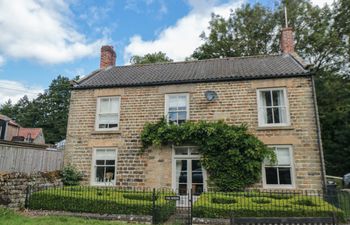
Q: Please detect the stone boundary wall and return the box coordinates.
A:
[0,172,61,209]
[26,210,152,224]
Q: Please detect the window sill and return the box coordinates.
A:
[91,130,121,135]
[262,185,295,189]
[256,126,294,131]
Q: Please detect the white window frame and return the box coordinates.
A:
[164,93,190,124]
[95,96,121,131]
[171,146,207,193]
[90,148,118,186]
[262,145,295,189]
[256,88,290,127]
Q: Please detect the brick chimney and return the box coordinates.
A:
[100,45,116,69]
[280,27,294,54]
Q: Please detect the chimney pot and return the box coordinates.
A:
[280,27,295,54]
[100,45,116,69]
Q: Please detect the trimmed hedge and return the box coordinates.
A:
[193,192,345,221]
[28,187,175,224]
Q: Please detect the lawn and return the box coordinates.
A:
[0,207,146,225]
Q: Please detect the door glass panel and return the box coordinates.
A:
[192,160,204,195]
[176,160,188,195]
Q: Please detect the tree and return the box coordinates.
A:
[192,4,278,60]
[130,51,173,64]
[0,75,72,144]
[191,0,350,176]
[0,100,14,117]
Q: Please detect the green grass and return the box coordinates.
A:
[0,207,146,225]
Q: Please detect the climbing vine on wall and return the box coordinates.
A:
[141,119,275,191]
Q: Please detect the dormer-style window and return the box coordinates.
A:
[257,88,290,127]
[165,93,189,124]
[95,96,120,131]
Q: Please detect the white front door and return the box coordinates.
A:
[173,146,206,196]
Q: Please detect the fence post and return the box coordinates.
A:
[230,212,235,225]
[326,183,339,208]
[152,188,156,225]
[190,189,193,225]
[24,185,31,208]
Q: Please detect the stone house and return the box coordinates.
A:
[0,114,45,144]
[64,27,325,193]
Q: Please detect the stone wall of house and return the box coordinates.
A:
[64,76,324,190]
[0,172,61,209]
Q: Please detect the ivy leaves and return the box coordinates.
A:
[141,119,274,191]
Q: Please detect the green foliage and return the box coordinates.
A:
[0,75,73,144]
[130,51,173,64]
[190,0,350,177]
[315,72,350,176]
[141,119,275,191]
[193,192,345,220]
[60,165,83,186]
[28,187,176,224]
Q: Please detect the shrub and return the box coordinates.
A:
[60,165,83,186]
[251,197,271,204]
[28,187,175,224]
[192,192,345,221]
[212,196,237,204]
[294,199,318,207]
[123,193,155,201]
[141,119,275,191]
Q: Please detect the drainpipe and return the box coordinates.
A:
[311,75,327,190]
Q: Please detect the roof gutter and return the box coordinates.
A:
[311,74,327,190]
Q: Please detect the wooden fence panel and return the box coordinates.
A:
[0,142,63,173]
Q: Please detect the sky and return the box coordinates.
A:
[0,0,334,104]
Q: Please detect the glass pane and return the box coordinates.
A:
[273,108,281,123]
[277,148,291,165]
[105,166,115,182]
[168,96,177,108]
[266,108,273,123]
[168,112,177,123]
[192,184,203,196]
[190,148,200,155]
[96,160,105,165]
[272,90,285,107]
[178,95,187,108]
[95,167,105,182]
[178,111,187,121]
[99,98,110,113]
[278,167,292,184]
[176,160,188,195]
[175,148,188,155]
[96,149,116,159]
[106,160,115,165]
[110,98,119,112]
[178,184,187,195]
[99,114,118,124]
[265,167,278,184]
[261,91,272,107]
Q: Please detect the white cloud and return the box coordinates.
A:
[0,80,44,104]
[0,56,5,67]
[310,0,335,7]
[124,0,244,63]
[0,0,106,64]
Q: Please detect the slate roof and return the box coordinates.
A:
[18,128,43,139]
[75,54,310,89]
